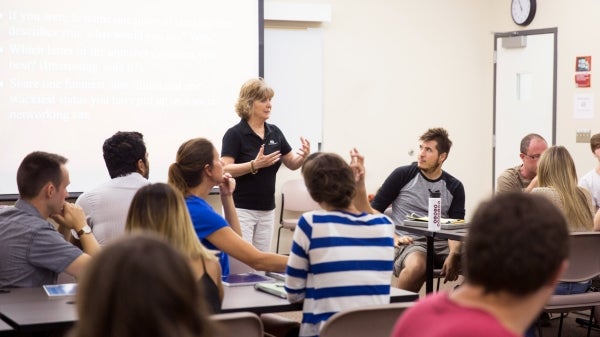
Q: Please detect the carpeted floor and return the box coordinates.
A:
[539,311,600,337]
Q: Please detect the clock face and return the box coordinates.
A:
[511,0,536,26]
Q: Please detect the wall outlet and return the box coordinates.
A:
[576,130,591,143]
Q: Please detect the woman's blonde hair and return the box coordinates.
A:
[234,78,274,120]
[537,145,593,230]
[125,183,214,260]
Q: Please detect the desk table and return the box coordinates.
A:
[221,284,418,314]
[397,223,468,294]
[0,287,75,333]
[0,284,418,334]
[0,319,13,334]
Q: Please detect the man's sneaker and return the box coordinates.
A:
[539,313,551,327]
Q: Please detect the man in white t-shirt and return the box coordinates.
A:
[76,131,150,245]
[579,133,600,210]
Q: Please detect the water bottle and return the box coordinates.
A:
[428,189,441,231]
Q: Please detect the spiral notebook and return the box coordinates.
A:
[403,219,468,230]
[221,273,276,287]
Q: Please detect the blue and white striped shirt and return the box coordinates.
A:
[285,210,395,337]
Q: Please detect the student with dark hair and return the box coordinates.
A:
[168,137,287,276]
[371,127,465,292]
[76,131,150,244]
[0,151,100,288]
[391,192,569,337]
[285,150,394,337]
[125,183,223,313]
[69,233,217,337]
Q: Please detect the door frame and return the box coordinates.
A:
[492,27,558,191]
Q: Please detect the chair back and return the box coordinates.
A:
[560,232,600,282]
[211,311,263,337]
[319,302,413,337]
[281,179,320,213]
[279,179,320,228]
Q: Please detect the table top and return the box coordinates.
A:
[0,287,75,332]
[0,319,13,332]
[0,284,418,331]
[222,283,417,314]
[221,284,301,314]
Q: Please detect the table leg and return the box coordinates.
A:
[425,236,434,294]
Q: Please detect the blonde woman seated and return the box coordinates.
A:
[531,145,598,295]
[168,137,287,276]
[125,183,223,314]
[69,233,217,337]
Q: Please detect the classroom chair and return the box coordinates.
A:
[540,232,600,337]
[319,302,413,337]
[275,179,320,254]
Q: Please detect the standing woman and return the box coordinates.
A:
[221,78,310,252]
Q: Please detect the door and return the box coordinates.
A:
[493,29,557,191]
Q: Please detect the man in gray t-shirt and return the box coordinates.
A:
[372,128,465,292]
[0,151,100,288]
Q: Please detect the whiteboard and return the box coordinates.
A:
[0,0,260,196]
[264,27,323,152]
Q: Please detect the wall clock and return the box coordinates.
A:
[511,0,537,26]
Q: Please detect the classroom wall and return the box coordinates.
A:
[270,0,600,251]
[528,1,600,180]
[490,0,600,198]
[272,0,495,219]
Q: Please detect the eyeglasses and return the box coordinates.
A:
[522,153,542,160]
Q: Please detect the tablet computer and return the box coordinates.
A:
[43,283,77,297]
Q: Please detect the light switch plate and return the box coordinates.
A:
[576,130,591,143]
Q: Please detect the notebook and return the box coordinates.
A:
[254,282,287,299]
[221,273,276,287]
[405,213,465,224]
[43,283,77,297]
[403,219,468,230]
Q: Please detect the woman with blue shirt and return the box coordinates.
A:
[168,137,287,276]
